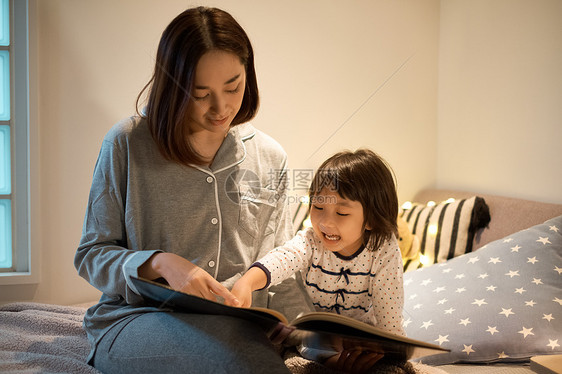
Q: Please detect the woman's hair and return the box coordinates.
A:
[136,6,259,165]
[308,149,398,251]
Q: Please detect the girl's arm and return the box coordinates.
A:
[257,228,314,285]
[230,266,268,307]
[230,228,314,307]
[370,236,406,336]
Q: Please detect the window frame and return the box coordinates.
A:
[0,0,38,285]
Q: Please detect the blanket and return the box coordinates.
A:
[0,302,447,374]
[0,302,100,374]
[283,349,448,374]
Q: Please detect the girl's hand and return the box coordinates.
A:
[229,266,268,307]
[139,253,240,306]
[325,349,384,374]
[230,278,254,308]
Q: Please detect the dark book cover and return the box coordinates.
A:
[131,276,449,361]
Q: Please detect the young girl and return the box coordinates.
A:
[232,149,406,369]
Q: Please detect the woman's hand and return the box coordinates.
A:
[139,253,240,306]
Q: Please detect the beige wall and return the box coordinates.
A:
[2,0,559,305]
[0,0,439,305]
[437,0,562,203]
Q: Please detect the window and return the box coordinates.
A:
[0,0,12,270]
[0,0,31,280]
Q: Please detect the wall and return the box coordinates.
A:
[0,0,439,305]
[3,0,560,307]
[437,0,562,203]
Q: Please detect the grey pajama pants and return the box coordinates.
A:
[92,311,291,374]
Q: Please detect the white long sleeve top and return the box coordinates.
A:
[255,227,405,336]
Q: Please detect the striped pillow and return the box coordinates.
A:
[400,196,490,272]
[292,199,311,234]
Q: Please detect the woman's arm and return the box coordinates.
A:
[74,126,239,305]
[140,252,240,304]
[74,135,147,304]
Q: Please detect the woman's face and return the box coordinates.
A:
[186,50,246,136]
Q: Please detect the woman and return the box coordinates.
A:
[75,7,311,373]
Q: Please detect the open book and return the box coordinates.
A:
[130,276,449,361]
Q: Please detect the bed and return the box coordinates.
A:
[1,188,561,373]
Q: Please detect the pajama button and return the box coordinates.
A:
[206,176,213,183]
[208,261,215,268]
[211,218,218,224]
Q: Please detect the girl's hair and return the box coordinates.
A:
[136,6,259,166]
[308,149,398,251]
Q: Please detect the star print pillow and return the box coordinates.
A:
[402,215,562,365]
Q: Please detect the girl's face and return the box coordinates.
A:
[309,188,370,257]
[186,50,246,137]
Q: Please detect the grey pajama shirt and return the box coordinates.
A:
[75,117,312,373]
